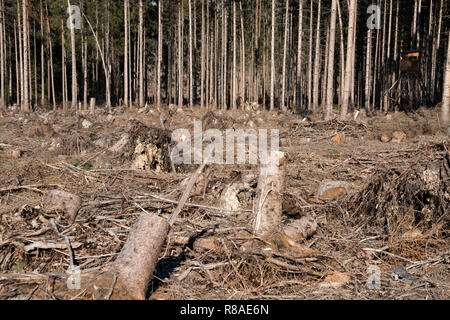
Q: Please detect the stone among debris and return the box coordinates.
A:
[331,133,346,144]
[218,182,251,211]
[109,134,130,153]
[283,215,318,241]
[380,135,391,143]
[42,190,82,223]
[81,119,93,129]
[321,272,351,288]
[9,149,23,159]
[317,180,351,200]
[392,131,406,143]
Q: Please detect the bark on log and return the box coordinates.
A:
[113,213,170,300]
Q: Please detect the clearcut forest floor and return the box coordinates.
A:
[0,104,448,300]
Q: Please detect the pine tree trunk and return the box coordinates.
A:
[337,0,345,106]
[188,0,193,107]
[0,0,4,109]
[341,0,357,118]
[326,0,337,120]
[281,0,289,112]
[157,0,162,108]
[124,0,129,107]
[14,21,19,106]
[365,28,372,112]
[270,0,275,111]
[200,0,205,108]
[441,31,450,124]
[61,19,67,112]
[222,2,227,110]
[40,0,45,106]
[307,0,313,110]
[22,0,29,111]
[232,0,237,110]
[431,0,443,101]
[82,0,88,110]
[240,1,245,106]
[178,1,184,107]
[312,0,321,112]
[67,0,77,110]
[138,0,144,108]
[45,1,56,110]
[296,0,303,112]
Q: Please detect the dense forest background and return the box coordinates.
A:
[0,0,448,120]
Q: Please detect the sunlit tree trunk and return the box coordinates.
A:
[296,0,303,112]
[281,0,289,112]
[270,0,275,111]
[312,0,321,112]
[326,0,337,120]
[67,0,77,110]
[341,0,357,118]
[441,30,450,124]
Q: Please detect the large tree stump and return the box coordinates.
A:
[250,151,316,256]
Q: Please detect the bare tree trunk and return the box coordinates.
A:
[240,1,245,106]
[431,0,443,101]
[232,0,237,110]
[40,0,45,106]
[157,0,162,108]
[22,0,29,111]
[45,1,56,110]
[82,0,88,110]
[392,0,399,86]
[206,0,210,106]
[213,4,218,107]
[17,2,23,107]
[307,0,313,110]
[312,0,321,112]
[188,0,193,107]
[341,0,357,118]
[178,1,184,107]
[296,0,303,112]
[33,22,37,106]
[337,0,345,106]
[14,21,19,105]
[441,31,450,124]
[365,28,372,112]
[61,19,67,112]
[326,0,337,120]
[270,0,275,111]
[67,0,77,110]
[222,2,227,110]
[0,0,4,109]
[200,0,205,108]
[281,0,289,112]
[124,0,129,107]
[138,0,144,108]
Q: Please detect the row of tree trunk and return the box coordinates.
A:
[0,0,448,122]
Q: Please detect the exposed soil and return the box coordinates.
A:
[0,105,448,300]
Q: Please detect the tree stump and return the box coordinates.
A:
[89,98,96,114]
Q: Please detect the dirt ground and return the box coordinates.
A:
[0,104,448,300]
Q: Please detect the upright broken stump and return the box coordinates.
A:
[252,151,286,238]
[113,214,170,300]
[89,98,96,114]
